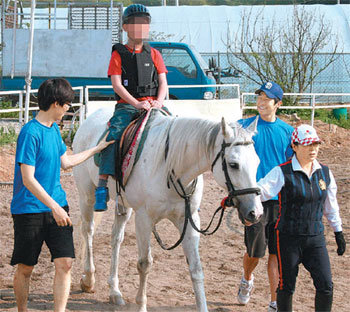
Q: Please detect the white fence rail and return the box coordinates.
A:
[241,92,350,126]
[1,86,350,128]
[83,84,242,121]
[0,87,85,125]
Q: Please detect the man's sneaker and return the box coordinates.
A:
[237,275,254,305]
[94,186,109,211]
[268,301,278,312]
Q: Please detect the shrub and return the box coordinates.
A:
[0,127,18,146]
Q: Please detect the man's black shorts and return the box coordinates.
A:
[11,206,75,266]
[244,200,279,258]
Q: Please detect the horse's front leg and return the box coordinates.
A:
[108,204,133,305]
[177,210,208,312]
[135,209,153,312]
[80,197,96,293]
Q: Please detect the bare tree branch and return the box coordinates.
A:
[225,5,341,104]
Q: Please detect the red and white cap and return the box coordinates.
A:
[291,124,321,146]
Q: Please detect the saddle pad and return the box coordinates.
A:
[121,108,157,186]
[94,108,169,187]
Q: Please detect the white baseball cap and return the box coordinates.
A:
[291,124,321,146]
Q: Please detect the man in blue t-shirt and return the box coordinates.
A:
[236,82,294,312]
[10,78,113,312]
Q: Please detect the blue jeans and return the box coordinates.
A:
[99,103,140,176]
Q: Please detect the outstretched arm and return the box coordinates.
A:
[60,132,114,170]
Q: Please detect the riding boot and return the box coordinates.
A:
[277,290,293,312]
[94,186,109,211]
[315,291,333,312]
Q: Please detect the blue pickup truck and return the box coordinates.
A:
[149,42,216,100]
[1,41,216,100]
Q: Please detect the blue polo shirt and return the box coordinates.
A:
[239,116,293,199]
[11,119,68,214]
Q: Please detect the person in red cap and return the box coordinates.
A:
[257,124,346,312]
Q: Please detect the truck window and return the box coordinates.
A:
[158,48,197,79]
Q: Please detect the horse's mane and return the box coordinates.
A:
[152,114,253,179]
[154,117,220,178]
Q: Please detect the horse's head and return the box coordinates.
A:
[211,116,263,226]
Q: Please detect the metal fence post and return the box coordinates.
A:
[19,91,24,124]
[84,86,90,116]
[79,87,85,125]
[311,94,316,126]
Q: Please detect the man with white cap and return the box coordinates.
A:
[237,81,294,312]
[257,124,346,312]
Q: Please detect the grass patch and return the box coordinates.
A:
[0,101,19,118]
[61,123,79,146]
[315,109,350,129]
[0,127,18,146]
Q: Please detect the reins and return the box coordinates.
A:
[153,173,196,250]
[153,138,260,251]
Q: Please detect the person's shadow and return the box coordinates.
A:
[0,289,232,311]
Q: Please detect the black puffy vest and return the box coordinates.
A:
[276,161,330,235]
[111,43,159,100]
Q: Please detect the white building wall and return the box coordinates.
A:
[3,29,111,77]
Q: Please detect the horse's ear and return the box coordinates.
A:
[221,117,226,135]
[246,115,258,135]
[221,117,234,138]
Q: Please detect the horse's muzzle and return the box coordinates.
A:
[244,214,262,227]
[238,209,262,226]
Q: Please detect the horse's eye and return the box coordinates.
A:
[229,162,240,170]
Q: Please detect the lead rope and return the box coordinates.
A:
[152,172,197,250]
[153,171,229,250]
[171,174,225,235]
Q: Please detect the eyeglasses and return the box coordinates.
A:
[64,102,72,108]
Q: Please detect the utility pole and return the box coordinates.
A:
[24,0,36,124]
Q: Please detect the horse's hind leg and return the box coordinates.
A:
[135,210,153,312]
[177,210,208,312]
[108,204,133,305]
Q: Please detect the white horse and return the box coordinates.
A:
[72,107,263,312]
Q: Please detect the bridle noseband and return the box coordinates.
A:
[211,140,261,207]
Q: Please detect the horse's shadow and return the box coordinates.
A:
[0,289,232,311]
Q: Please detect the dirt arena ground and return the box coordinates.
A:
[0,118,349,312]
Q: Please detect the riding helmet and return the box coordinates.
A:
[122,4,151,24]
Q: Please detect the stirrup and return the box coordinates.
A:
[115,195,127,216]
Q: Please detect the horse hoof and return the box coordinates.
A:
[80,278,95,293]
[109,294,125,305]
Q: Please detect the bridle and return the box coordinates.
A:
[153,138,261,251]
[211,140,261,207]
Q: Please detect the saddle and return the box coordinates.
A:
[94,108,168,190]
